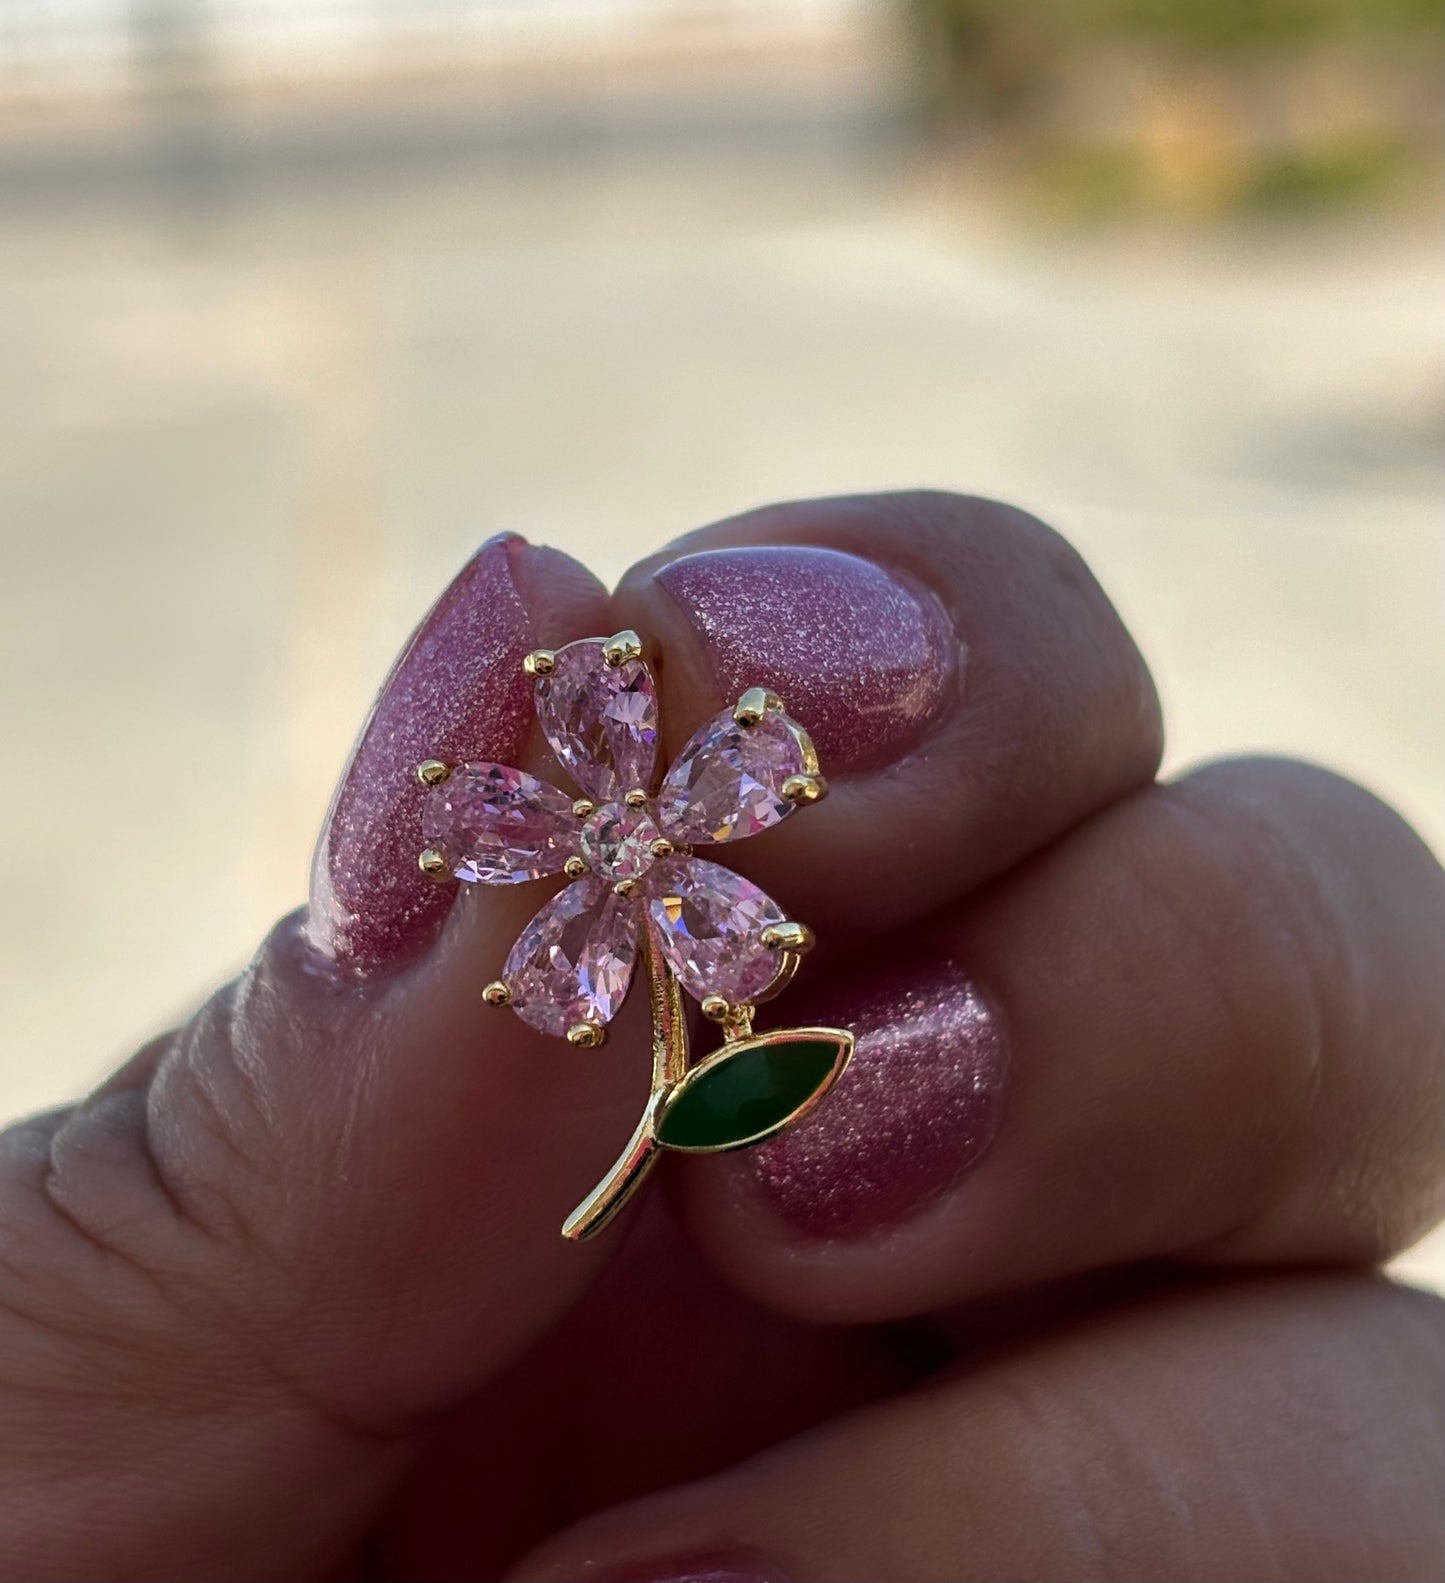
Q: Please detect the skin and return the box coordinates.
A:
[0,492,1440,1582]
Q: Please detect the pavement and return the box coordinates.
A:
[0,124,1439,1284]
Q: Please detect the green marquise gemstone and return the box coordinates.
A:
[656,1034,848,1152]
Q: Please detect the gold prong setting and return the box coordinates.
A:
[416,759,451,787]
[761,919,814,953]
[522,648,557,677]
[563,855,589,880]
[567,1021,606,1049]
[781,772,827,805]
[700,994,757,1042]
[732,686,784,728]
[482,980,512,1008]
[418,847,450,881]
[602,629,644,668]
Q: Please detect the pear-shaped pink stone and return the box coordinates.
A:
[647,857,785,1005]
[657,707,808,844]
[535,640,659,802]
[421,763,577,884]
[505,878,640,1037]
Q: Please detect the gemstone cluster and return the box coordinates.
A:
[418,636,825,1043]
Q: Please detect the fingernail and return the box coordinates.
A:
[653,545,956,772]
[307,533,538,978]
[749,953,1006,1237]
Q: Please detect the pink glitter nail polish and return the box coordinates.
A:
[307,534,538,978]
[749,954,1006,1237]
[653,545,956,773]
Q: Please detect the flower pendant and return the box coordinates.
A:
[414,630,853,1239]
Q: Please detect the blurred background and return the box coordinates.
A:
[0,0,1440,1283]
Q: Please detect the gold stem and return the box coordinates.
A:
[561,925,687,1241]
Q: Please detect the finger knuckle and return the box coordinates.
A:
[1158,759,1443,1258]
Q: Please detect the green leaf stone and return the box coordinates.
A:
[656,1035,846,1152]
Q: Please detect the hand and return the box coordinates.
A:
[2,495,1440,1582]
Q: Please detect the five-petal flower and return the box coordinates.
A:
[417,634,825,1044]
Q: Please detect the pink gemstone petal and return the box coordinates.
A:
[656,706,809,844]
[535,639,659,802]
[646,856,786,1005]
[505,877,641,1037]
[421,762,579,884]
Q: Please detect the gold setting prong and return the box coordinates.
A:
[567,1021,606,1048]
[416,759,450,787]
[781,772,827,805]
[564,855,589,880]
[613,878,637,898]
[482,980,512,1008]
[624,788,649,810]
[700,995,755,1038]
[649,837,674,860]
[732,686,783,728]
[522,648,557,677]
[761,920,814,953]
[418,847,450,881]
[572,798,595,820]
[602,629,643,668]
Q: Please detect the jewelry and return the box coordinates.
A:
[415,630,853,1239]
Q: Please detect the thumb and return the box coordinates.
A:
[0,534,642,1580]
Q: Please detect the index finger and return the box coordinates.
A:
[611,490,1163,933]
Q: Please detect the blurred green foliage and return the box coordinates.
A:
[911,0,1441,212]
[1093,0,1439,52]
[915,0,1440,64]
[1032,133,1414,216]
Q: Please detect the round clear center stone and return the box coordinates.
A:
[580,802,661,882]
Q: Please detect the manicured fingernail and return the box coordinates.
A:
[749,953,1006,1237]
[307,533,538,978]
[654,545,956,772]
